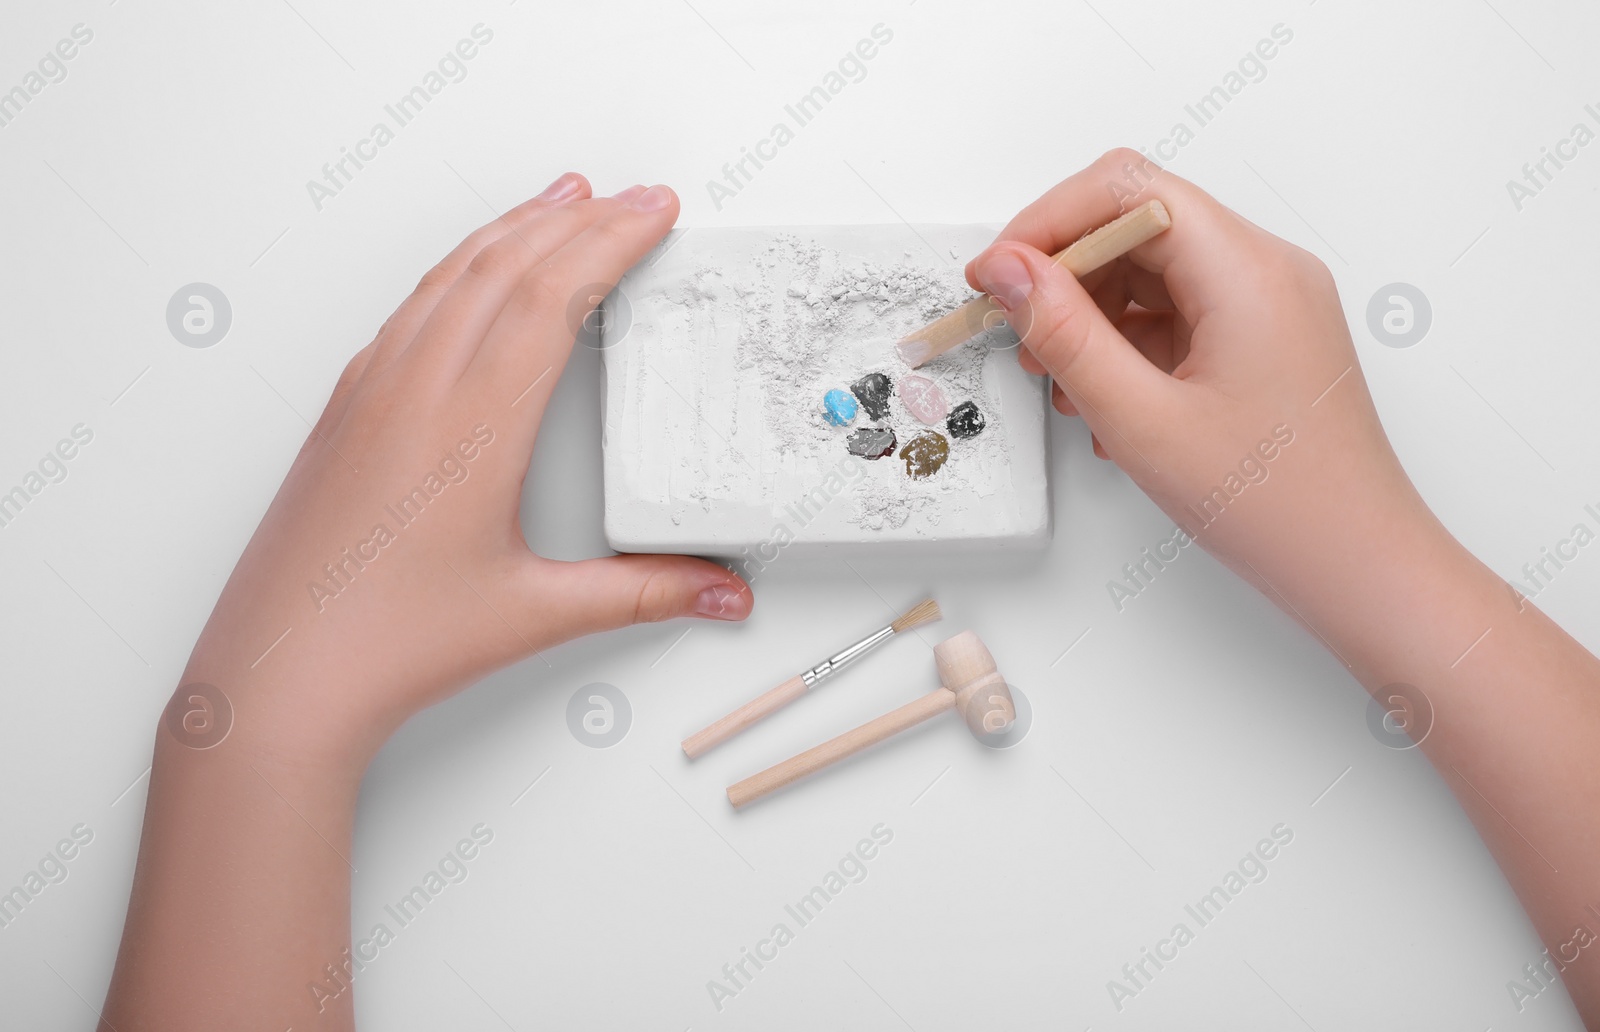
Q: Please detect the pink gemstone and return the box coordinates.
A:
[899,374,948,425]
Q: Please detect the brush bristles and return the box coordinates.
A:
[891,598,941,634]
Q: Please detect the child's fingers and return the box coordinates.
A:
[1123,262,1176,313]
[528,553,752,641]
[394,193,641,387]
[365,173,591,380]
[1116,308,1182,374]
[463,185,680,436]
[1032,312,1194,420]
[974,242,1179,455]
[967,149,1256,326]
[1050,378,1078,417]
[1088,268,1131,323]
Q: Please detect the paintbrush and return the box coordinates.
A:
[681,598,942,759]
[896,199,1172,369]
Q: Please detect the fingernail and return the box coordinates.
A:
[537,173,581,203]
[630,185,674,212]
[695,583,750,620]
[976,251,1033,311]
[612,184,647,202]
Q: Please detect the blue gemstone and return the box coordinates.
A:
[822,388,858,427]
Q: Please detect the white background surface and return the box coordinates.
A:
[2,0,1597,1029]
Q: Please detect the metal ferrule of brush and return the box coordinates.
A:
[801,624,896,688]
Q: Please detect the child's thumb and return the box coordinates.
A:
[541,554,752,638]
[972,243,1172,443]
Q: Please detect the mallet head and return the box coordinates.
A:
[933,630,1015,738]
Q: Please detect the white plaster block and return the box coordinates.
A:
[601,225,1051,557]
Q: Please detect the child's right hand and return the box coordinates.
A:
[972,154,1600,1029]
[967,149,1451,611]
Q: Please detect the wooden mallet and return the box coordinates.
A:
[726,630,1013,808]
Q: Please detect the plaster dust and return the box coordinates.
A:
[600,225,1051,557]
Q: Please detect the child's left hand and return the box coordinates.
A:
[178,174,751,767]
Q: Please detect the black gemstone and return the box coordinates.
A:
[850,372,893,421]
[946,400,985,439]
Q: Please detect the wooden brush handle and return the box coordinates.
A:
[682,675,807,760]
[1051,198,1172,275]
[901,199,1171,368]
[727,688,956,808]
